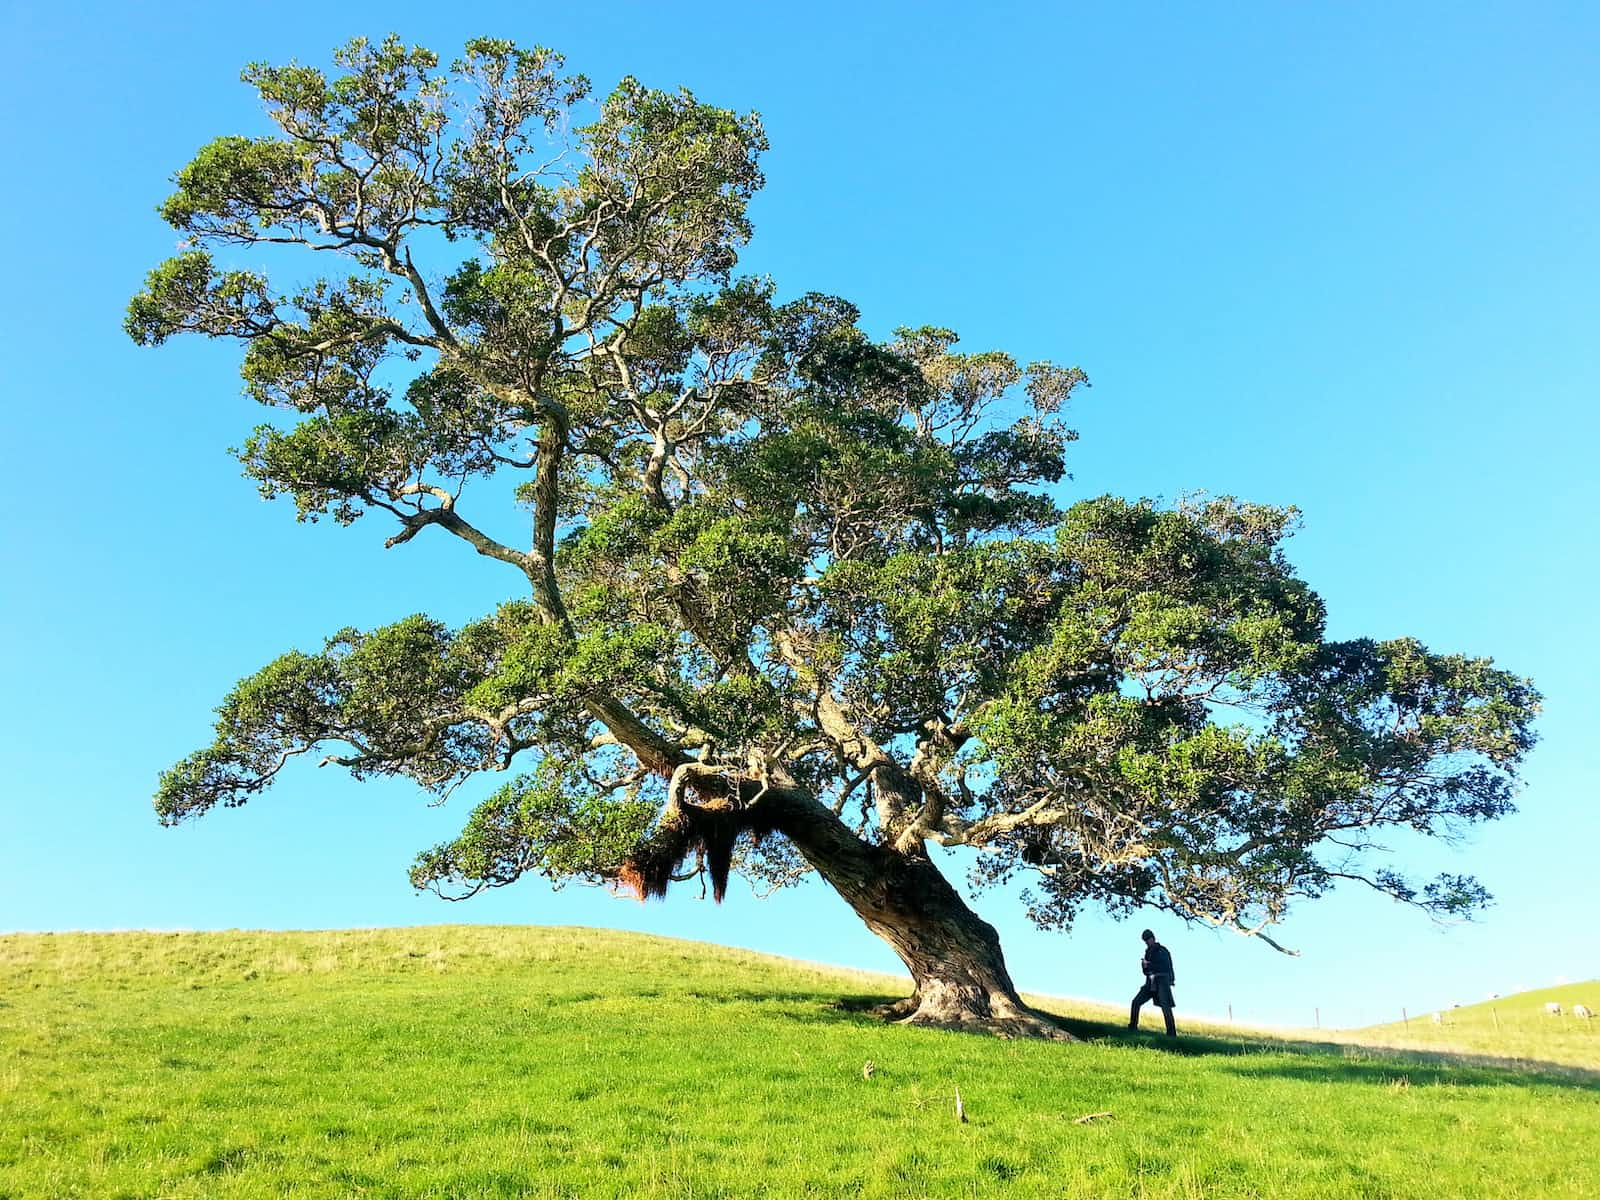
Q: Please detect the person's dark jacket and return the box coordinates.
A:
[1141,942,1175,982]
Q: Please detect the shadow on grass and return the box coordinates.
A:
[814,993,1600,1091]
[1096,1023,1600,1090]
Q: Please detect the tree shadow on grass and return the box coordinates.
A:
[1086,1020,1600,1090]
[809,993,1600,1091]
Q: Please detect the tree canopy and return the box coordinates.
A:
[129,35,1539,1032]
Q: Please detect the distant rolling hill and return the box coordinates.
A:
[1346,980,1600,1067]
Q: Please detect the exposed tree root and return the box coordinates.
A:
[873,994,1077,1041]
[872,995,923,1021]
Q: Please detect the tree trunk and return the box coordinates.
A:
[768,788,1073,1040]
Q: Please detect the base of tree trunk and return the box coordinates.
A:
[872,992,1077,1041]
[769,790,1077,1041]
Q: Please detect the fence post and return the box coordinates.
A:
[1402,1008,1409,1028]
[1314,1007,1320,1030]
[1227,1004,1233,1023]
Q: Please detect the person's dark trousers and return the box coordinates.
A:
[1129,976,1177,1036]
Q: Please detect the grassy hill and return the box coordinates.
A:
[1343,981,1600,1065]
[2,926,1597,1199]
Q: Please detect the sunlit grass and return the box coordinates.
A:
[1337,981,1600,1067]
[2,926,1596,1198]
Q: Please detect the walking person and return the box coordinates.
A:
[1129,928,1177,1036]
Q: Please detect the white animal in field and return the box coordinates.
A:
[1545,1002,1563,1015]
[1573,1004,1593,1020]
[1430,1012,1443,1024]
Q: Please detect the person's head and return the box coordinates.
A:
[1140,929,1156,944]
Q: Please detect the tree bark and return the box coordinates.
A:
[767,788,1073,1040]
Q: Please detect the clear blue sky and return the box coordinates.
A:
[2,0,1596,1028]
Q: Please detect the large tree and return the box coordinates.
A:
[129,36,1539,1036]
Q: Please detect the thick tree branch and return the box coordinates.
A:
[382,491,534,577]
[774,631,917,838]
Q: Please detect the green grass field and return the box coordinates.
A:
[2,926,1596,1199]
[1344,982,1600,1066]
